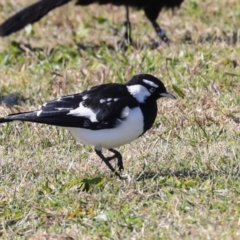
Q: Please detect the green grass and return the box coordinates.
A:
[0,0,240,239]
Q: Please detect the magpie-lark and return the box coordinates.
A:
[0,0,184,43]
[0,74,175,179]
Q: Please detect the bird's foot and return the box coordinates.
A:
[159,29,170,44]
[106,156,124,172]
[117,38,132,50]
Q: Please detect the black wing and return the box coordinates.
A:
[0,84,139,130]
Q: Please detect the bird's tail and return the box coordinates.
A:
[0,111,38,123]
[0,118,14,123]
[0,111,85,128]
[0,0,72,36]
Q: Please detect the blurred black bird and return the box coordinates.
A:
[0,0,184,44]
[0,74,175,179]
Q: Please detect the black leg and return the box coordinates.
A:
[123,6,132,44]
[95,148,122,179]
[108,148,124,171]
[144,7,170,44]
[118,6,132,46]
[150,20,169,43]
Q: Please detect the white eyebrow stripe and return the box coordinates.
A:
[143,79,158,88]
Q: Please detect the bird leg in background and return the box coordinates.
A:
[123,6,132,44]
[106,148,124,171]
[95,148,123,179]
[118,6,132,45]
[150,20,169,43]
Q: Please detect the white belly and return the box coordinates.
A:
[66,107,144,149]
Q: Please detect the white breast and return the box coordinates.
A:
[66,107,144,149]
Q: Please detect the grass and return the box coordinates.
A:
[0,0,240,239]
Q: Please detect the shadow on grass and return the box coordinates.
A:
[9,38,162,56]
[76,41,116,52]
[0,92,27,106]
[135,165,240,181]
[135,169,210,181]
[197,31,239,45]
[8,41,44,53]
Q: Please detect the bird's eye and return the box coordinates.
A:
[149,88,155,93]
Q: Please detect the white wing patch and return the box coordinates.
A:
[100,99,106,103]
[68,102,98,122]
[36,110,42,116]
[127,84,150,103]
[143,79,159,88]
[120,106,130,118]
[82,95,88,100]
[55,108,73,110]
[100,98,118,104]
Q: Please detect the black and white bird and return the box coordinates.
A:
[0,74,175,179]
[0,0,184,43]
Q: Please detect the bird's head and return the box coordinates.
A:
[126,74,176,103]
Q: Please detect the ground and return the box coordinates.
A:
[0,0,240,239]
